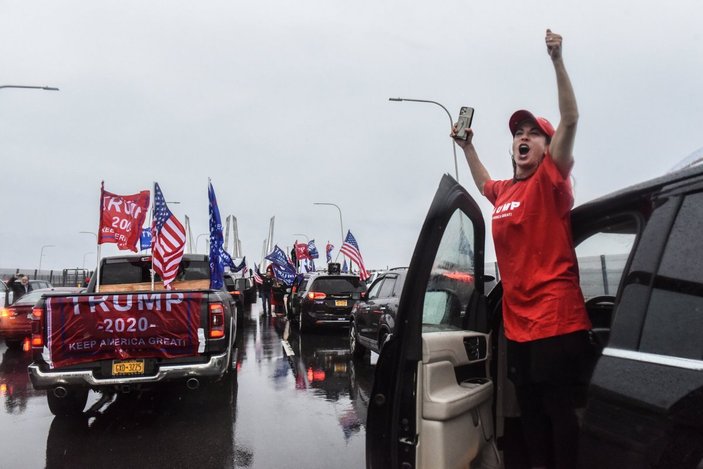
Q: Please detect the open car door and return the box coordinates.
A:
[366,175,500,469]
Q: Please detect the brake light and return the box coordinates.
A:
[307,292,327,300]
[31,307,44,347]
[31,334,43,347]
[209,303,225,338]
[0,309,9,318]
[234,290,241,295]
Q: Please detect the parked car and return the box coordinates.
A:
[292,272,366,332]
[0,287,83,350]
[367,166,703,469]
[349,268,408,358]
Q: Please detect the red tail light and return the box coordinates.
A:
[0,309,9,318]
[209,303,225,338]
[31,307,44,348]
[307,292,327,300]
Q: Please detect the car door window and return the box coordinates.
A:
[423,210,475,330]
[639,191,703,359]
[575,230,637,299]
[378,276,397,299]
[367,279,384,300]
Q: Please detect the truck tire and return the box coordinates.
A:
[5,339,22,351]
[47,388,89,417]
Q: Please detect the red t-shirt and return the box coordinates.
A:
[484,154,591,342]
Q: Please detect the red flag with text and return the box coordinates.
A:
[98,182,150,252]
[295,242,311,261]
[44,293,204,369]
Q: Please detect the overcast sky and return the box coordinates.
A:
[1,1,702,274]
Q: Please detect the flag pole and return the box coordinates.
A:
[96,181,104,293]
[150,181,156,291]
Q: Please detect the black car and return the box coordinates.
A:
[366,165,703,469]
[349,268,407,358]
[293,273,366,332]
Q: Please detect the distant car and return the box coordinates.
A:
[29,280,52,291]
[349,268,408,359]
[223,273,256,308]
[293,273,366,332]
[0,287,82,350]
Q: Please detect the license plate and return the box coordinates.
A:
[112,359,145,376]
[335,300,347,307]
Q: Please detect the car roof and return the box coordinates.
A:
[573,163,703,222]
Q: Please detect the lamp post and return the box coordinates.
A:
[196,233,209,254]
[82,252,94,269]
[38,245,55,272]
[0,85,59,92]
[313,202,345,262]
[389,97,459,181]
[79,231,98,243]
[292,233,310,243]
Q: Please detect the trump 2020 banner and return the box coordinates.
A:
[98,182,150,252]
[44,293,204,369]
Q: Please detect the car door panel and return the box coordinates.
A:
[366,175,492,469]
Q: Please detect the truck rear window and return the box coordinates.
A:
[100,259,210,285]
[311,277,364,294]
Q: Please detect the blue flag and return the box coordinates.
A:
[265,245,290,267]
[272,262,296,286]
[208,180,235,289]
[140,228,152,250]
[342,259,348,273]
[308,240,319,259]
[232,256,247,273]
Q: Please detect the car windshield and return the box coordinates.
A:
[311,277,364,294]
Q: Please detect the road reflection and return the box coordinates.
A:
[0,303,376,468]
[0,344,43,415]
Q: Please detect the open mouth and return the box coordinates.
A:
[518,144,529,155]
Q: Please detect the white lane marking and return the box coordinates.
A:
[281,340,295,357]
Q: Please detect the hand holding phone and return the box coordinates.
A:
[454,106,474,141]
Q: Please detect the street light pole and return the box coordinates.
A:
[313,202,345,262]
[0,85,60,91]
[38,245,56,273]
[389,97,459,182]
[196,233,209,254]
[292,233,310,243]
[82,252,95,269]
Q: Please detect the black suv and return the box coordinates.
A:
[293,273,366,332]
[366,165,703,469]
[349,268,407,358]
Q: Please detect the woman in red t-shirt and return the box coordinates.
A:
[452,29,592,469]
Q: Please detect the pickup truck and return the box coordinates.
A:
[27,254,238,416]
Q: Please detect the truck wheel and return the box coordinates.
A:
[349,322,366,359]
[5,339,22,351]
[47,388,89,417]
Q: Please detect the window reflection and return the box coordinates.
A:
[423,210,476,331]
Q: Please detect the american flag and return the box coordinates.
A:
[151,183,186,288]
[339,230,369,281]
[253,264,263,285]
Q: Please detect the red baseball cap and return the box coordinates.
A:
[509,109,555,138]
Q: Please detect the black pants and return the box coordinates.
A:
[507,330,594,469]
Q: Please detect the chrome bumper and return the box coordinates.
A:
[28,352,229,389]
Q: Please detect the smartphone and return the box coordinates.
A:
[455,106,474,140]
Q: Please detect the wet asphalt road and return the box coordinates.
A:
[0,302,376,468]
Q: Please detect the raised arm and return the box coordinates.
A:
[452,127,491,195]
[545,29,579,178]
